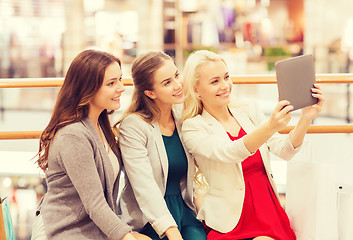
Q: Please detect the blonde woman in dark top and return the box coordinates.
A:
[31,50,150,240]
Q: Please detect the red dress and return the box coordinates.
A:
[207,128,296,240]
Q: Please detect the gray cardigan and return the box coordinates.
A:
[117,107,196,238]
[39,117,132,240]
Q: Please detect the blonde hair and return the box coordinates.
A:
[113,52,173,132]
[182,50,228,122]
[182,50,229,191]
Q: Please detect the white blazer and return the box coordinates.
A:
[181,103,300,233]
[118,107,196,238]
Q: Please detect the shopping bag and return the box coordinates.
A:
[0,197,16,240]
[0,198,6,240]
[286,141,338,240]
[337,183,353,240]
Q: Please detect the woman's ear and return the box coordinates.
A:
[144,90,156,99]
[194,86,200,99]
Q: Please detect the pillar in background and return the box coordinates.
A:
[135,0,163,54]
[287,0,304,40]
[62,0,85,74]
[304,0,353,73]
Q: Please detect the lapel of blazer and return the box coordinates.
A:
[200,108,245,176]
[81,117,115,198]
[201,109,227,135]
[228,107,255,134]
[201,106,262,173]
[150,120,169,188]
[201,107,253,137]
[173,108,195,186]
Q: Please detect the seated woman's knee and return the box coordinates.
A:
[131,232,152,240]
[253,237,275,240]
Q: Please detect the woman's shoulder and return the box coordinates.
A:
[121,113,148,124]
[120,113,151,130]
[182,114,206,128]
[53,120,95,146]
[172,103,183,116]
[229,100,259,115]
[56,121,83,136]
[229,100,266,126]
[58,120,90,136]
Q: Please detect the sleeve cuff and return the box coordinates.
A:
[284,131,302,154]
[236,137,255,157]
[108,222,133,240]
[151,214,178,238]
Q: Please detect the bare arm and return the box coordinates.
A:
[165,227,183,240]
[123,232,153,240]
[243,100,293,153]
[289,84,324,148]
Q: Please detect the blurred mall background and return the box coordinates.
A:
[0,0,352,239]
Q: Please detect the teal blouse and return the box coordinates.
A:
[162,128,188,195]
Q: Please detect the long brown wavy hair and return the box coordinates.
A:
[36,49,121,171]
[113,51,172,128]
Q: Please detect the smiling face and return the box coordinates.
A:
[90,61,125,113]
[144,59,184,107]
[194,59,232,110]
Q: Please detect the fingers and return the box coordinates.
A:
[269,101,292,131]
[275,100,292,112]
[313,83,321,90]
[273,100,293,120]
[281,104,294,114]
[275,100,293,115]
[311,84,325,106]
[282,110,292,125]
[312,93,325,106]
[311,84,322,95]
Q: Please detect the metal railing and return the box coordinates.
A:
[1,74,353,88]
[0,74,352,140]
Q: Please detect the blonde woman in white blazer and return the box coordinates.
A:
[181,50,324,240]
[116,52,206,240]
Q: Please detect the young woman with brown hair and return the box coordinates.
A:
[115,51,206,240]
[32,49,149,240]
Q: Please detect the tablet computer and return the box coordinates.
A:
[275,54,318,111]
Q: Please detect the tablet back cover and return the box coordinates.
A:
[275,54,318,111]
